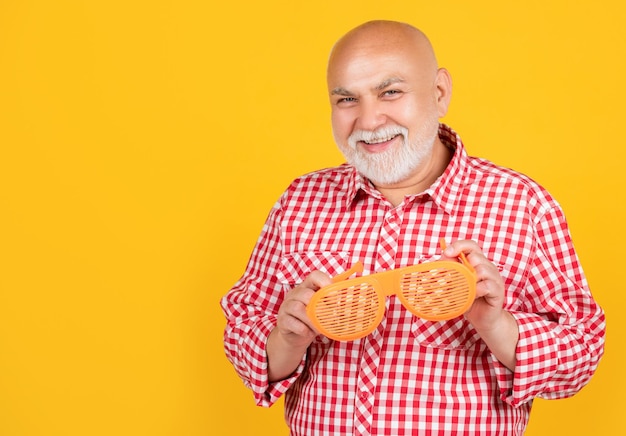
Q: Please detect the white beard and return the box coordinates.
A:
[339,120,439,186]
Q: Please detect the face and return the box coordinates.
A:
[328,36,446,186]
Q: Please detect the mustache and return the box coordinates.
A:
[348,125,408,148]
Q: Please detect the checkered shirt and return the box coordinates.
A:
[221,124,605,435]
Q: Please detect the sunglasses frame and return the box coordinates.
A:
[306,247,476,341]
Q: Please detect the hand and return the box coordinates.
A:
[441,240,518,370]
[267,270,332,381]
[441,239,505,330]
[275,271,331,347]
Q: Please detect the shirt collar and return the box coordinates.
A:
[424,124,472,216]
[344,123,472,215]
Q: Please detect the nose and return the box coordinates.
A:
[356,99,386,131]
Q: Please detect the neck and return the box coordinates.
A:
[374,138,453,207]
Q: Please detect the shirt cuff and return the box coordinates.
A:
[239,315,307,407]
[492,312,560,407]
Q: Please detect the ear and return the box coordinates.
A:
[434,68,452,117]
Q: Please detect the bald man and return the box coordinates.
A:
[221,21,605,435]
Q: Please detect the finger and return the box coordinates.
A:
[302,270,333,291]
[475,277,505,302]
[442,239,481,258]
[277,297,318,335]
[285,271,332,312]
[281,311,317,337]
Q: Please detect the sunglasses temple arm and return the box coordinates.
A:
[439,238,476,276]
[458,251,476,276]
[331,261,364,283]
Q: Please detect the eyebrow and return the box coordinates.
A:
[330,87,353,96]
[330,77,406,96]
[375,77,406,90]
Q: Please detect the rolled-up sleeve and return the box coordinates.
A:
[220,197,306,407]
[493,205,605,406]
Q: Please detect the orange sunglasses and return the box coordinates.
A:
[306,240,476,341]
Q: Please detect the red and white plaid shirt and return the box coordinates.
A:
[221,124,605,435]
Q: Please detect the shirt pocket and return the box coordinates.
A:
[410,317,482,351]
[276,251,352,286]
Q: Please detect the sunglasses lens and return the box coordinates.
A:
[310,281,383,341]
[399,266,474,321]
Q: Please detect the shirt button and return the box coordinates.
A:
[359,391,370,400]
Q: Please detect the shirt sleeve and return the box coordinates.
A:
[219,196,306,407]
[492,204,606,407]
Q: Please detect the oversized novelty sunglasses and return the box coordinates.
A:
[306,240,476,341]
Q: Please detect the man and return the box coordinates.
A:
[221,20,605,435]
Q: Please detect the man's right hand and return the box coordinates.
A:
[266,271,332,382]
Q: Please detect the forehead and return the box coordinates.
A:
[327,46,416,91]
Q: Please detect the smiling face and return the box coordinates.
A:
[327,21,451,187]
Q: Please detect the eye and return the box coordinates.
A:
[335,97,358,106]
[382,89,403,98]
[338,97,356,103]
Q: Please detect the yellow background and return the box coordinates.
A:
[0,1,623,435]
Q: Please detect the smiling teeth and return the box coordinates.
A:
[348,126,408,149]
[364,135,397,144]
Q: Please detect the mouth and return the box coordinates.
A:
[358,134,401,153]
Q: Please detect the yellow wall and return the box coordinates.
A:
[0,1,623,434]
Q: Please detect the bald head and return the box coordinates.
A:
[328,21,439,84]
